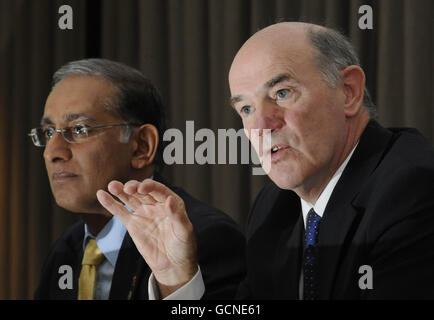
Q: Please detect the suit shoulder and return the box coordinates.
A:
[385,127,434,167]
[37,220,83,274]
[357,130,434,238]
[362,126,434,202]
[366,159,434,213]
[375,128,434,189]
[45,220,84,257]
[35,220,83,299]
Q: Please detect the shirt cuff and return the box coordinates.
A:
[148,266,205,300]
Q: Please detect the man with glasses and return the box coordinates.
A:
[31,58,246,300]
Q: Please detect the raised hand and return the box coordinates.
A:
[96,178,198,298]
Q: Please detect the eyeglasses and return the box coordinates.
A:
[28,123,140,147]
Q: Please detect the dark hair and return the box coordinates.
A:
[52,58,167,166]
[307,26,377,119]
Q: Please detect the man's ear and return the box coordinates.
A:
[131,124,159,169]
[340,65,365,117]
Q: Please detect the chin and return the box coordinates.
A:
[53,193,97,213]
[55,200,84,213]
[269,174,298,190]
[268,166,304,191]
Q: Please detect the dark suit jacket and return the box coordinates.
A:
[237,120,434,299]
[35,173,246,300]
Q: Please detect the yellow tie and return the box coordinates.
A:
[78,239,104,300]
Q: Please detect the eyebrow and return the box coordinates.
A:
[229,95,243,109]
[40,117,53,126]
[229,73,292,108]
[40,113,97,126]
[264,73,292,88]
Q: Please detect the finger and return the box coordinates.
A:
[107,180,125,194]
[122,180,158,205]
[108,180,142,211]
[131,192,158,206]
[96,189,132,225]
[123,180,140,195]
[137,179,179,203]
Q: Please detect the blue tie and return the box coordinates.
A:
[303,208,322,300]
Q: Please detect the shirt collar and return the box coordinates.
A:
[300,142,358,228]
[83,216,127,267]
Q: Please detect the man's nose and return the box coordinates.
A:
[43,132,72,162]
[250,100,284,136]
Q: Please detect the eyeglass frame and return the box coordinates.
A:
[28,122,142,147]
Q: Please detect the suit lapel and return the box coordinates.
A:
[317,201,362,298]
[317,120,394,298]
[57,221,84,300]
[273,213,304,299]
[72,233,84,299]
[270,190,304,299]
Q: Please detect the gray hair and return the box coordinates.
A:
[52,58,166,164]
[307,27,377,119]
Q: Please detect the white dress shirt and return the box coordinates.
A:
[149,144,358,300]
[148,267,205,300]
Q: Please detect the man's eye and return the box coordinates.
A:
[276,89,290,100]
[73,124,88,136]
[43,127,55,139]
[240,105,252,115]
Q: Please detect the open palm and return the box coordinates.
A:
[96,179,198,291]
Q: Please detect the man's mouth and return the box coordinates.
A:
[272,146,283,153]
[52,172,78,180]
[270,144,289,154]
